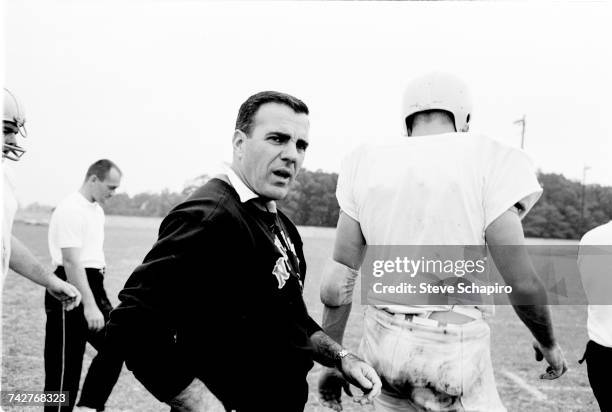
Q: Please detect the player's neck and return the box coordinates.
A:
[411,122,456,137]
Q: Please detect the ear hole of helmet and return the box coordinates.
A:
[405,115,414,134]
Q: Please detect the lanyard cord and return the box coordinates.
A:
[271,221,300,277]
[263,204,302,286]
[58,307,66,412]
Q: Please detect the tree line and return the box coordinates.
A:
[99,170,341,226]
[522,172,612,239]
[49,169,609,239]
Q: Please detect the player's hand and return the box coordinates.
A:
[83,303,105,332]
[319,367,351,411]
[338,353,382,406]
[46,275,82,311]
[533,341,568,380]
[168,378,208,412]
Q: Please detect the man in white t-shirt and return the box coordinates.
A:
[2,88,81,393]
[44,159,123,412]
[318,73,567,411]
[578,221,612,411]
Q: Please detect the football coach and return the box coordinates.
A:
[106,91,381,412]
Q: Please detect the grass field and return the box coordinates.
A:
[1,217,599,411]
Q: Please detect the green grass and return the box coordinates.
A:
[2,221,599,411]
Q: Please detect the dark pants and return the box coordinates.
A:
[44,267,123,412]
[585,340,612,412]
[215,369,308,412]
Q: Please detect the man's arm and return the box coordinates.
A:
[486,209,567,379]
[311,330,381,406]
[319,212,371,410]
[61,247,104,330]
[106,208,212,407]
[9,236,81,310]
[320,212,365,342]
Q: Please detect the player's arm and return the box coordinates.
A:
[62,247,104,330]
[8,236,81,310]
[320,212,365,343]
[319,212,370,410]
[485,208,567,379]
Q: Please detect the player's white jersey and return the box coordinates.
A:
[337,132,542,314]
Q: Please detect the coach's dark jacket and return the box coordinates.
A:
[106,178,321,410]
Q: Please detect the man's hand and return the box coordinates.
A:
[83,303,105,331]
[338,353,381,406]
[533,341,568,380]
[319,367,351,411]
[46,275,82,311]
[168,378,208,412]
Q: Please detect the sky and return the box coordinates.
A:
[3,0,611,206]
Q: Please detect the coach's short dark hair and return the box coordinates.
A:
[85,159,122,181]
[235,91,309,135]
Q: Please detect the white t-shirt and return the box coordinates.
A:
[1,164,19,394]
[578,221,612,347]
[337,132,542,314]
[2,166,18,282]
[48,192,106,269]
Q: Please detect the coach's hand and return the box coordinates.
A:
[84,302,105,331]
[339,353,381,405]
[47,275,82,311]
[533,341,568,380]
[319,367,350,411]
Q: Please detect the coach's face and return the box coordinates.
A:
[233,103,309,201]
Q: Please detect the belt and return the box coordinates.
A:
[380,306,482,327]
[56,266,105,275]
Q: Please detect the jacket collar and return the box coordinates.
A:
[225,164,277,213]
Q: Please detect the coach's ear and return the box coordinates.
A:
[233,129,247,160]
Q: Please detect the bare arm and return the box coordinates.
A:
[486,209,567,379]
[320,212,366,343]
[9,236,81,310]
[62,247,103,329]
[311,330,381,404]
[61,247,94,305]
[311,330,346,367]
[319,213,377,409]
[9,235,55,287]
[485,210,555,345]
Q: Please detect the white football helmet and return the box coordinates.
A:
[402,72,472,135]
[3,88,27,161]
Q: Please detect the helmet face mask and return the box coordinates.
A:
[3,88,27,161]
[402,72,472,135]
[2,135,26,161]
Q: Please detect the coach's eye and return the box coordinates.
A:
[268,135,282,143]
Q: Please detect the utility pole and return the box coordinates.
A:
[514,115,526,149]
[580,165,591,234]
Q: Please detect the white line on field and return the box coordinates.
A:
[539,386,593,392]
[501,370,548,402]
[498,384,593,393]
